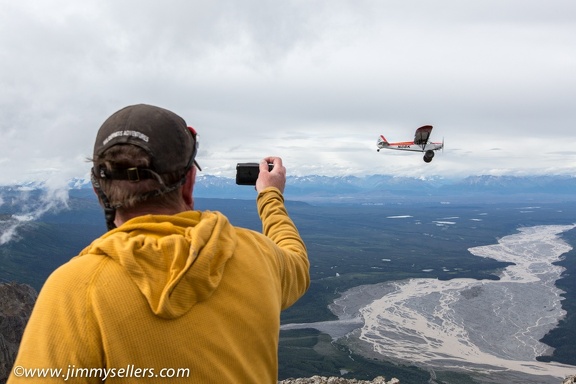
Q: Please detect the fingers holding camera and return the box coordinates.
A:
[256,157,286,194]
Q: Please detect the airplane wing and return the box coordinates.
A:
[414,125,433,145]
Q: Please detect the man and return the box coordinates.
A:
[9,104,309,383]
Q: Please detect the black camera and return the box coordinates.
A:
[236,163,274,185]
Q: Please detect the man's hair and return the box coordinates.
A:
[93,144,185,211]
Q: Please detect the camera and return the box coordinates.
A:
[236,163,274,185]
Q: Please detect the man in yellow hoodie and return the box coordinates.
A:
[9,104,310,383]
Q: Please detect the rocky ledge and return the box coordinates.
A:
[278,376,398,384]
[0,282,38,383]
[278,374,576,384]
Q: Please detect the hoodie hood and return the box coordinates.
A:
[79,210,237,319]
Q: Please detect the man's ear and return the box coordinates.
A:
[181,167,196,207]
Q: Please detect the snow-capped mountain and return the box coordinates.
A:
[3,174,576,205]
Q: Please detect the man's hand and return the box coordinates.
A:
[256,157,286,194]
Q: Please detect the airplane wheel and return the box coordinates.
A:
[423,150,434,163]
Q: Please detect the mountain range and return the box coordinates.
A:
[4,174,576,204]
[2,174,576,211]
[131,174,576,203]
[184,174,576,203]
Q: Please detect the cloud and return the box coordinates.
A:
[0,182,69,245]
[1,0,575,184]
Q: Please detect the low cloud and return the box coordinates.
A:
[0,183,69,245]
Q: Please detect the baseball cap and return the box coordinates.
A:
[93,104,200,178]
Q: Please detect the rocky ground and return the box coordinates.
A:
[0,282,37,383]
[278,375,576,384]
[278,376,398,384]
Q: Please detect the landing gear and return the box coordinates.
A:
[423,150,435,163]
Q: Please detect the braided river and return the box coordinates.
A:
[282,224,576,383]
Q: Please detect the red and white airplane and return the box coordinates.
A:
[377,125,443,163]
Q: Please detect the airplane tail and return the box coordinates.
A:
[377,135,389,149]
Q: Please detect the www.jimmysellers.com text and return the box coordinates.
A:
[12,364,191,381]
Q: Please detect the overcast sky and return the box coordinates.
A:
[1,0,575,187]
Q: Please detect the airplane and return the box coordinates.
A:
[377,125,443,163]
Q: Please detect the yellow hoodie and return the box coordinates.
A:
[9,188,309,383]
